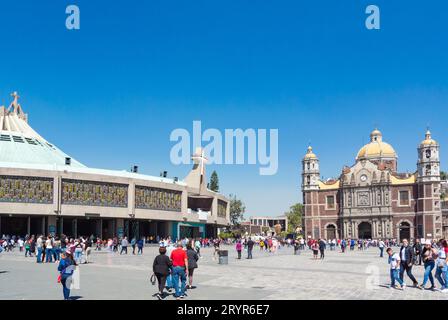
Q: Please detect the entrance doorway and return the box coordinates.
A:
[326,224,337,239]
[0,216,27,236]
[358,222,372,239]
[399,222,411,241]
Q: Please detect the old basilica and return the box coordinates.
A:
[301,129,444,241]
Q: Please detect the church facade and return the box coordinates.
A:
[301,129,444,241]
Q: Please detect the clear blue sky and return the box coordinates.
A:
[0,1,447,218]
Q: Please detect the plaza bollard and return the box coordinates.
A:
[218,250,228,265]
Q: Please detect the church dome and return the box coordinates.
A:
[356,129,397,160]
[303,145,317,160]
[420,129,437,146]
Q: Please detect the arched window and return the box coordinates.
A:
[426,149,431,159]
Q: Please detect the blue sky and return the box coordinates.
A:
[0,1,447,217]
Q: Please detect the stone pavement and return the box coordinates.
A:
[0,245,446,300]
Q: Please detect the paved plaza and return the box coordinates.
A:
[0,245,447,300]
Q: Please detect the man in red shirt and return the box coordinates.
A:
[170,241,189,299]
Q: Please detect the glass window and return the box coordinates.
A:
[326,195,335,209]
[399,190,409,206]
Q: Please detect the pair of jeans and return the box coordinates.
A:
[435,264,447,289]
[120,246,128,254]
[46,248,53,263]
[247,248,253,259]
[37,247,42,263]
[422,260,435,287]
[320,249,325,259]
[379,247,384,257]
[54,248,61,261]
[237,250,241,259]
[399,262,418,285]
[74,249,83,264]
[25,248,31,257]
[138,247,143,254]
[61,274,71,300]
[390,269,404,287]
[172,266,187,297]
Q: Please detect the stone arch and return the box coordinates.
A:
[396,219,413,242]
[324,223,338,240]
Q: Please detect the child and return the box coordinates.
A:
[387,247,405,290]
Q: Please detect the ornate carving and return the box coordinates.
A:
[357,191,370,206]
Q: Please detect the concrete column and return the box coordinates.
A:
[73,219,78,238]
[47,216,57,235]
[372,220,376,239]
[42,216,46,235]
[58,217,63,236]
[27,216,31,235]
[98,219,103,239]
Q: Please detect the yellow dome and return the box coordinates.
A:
[304,146,317,159]
[357,129,397,159]
[420,130,437,146]
[357,142,397,159]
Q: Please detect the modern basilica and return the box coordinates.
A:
[0,93,230,240]
[301,129,445,241]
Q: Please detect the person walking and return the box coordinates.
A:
[387,247,405,290]
[53,237,61,262]
[378,239,385,258]
[413,239,423,265]
[170,242,188,299]
[311,241,319,259]
[186,243,199,290]
[435,239,448,292]
[120,237,129,255]
[236,240,242,259]
[247,237,254,259]
[131,237,137,255]
[399,239,418,287]
[58,250,76,300]
[25,238,32,257]
[137,238,144,255]
[418,240,438,290]
[318,238,326,260]
[194,238,201,257]
[152,246,173,300]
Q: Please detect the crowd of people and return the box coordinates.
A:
[3,232,448,299]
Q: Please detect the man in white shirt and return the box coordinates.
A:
[378,239,385,257]
[36,236,43,263]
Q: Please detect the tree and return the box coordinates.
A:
[441,171,447,180]
[284,203,304,233]
[229,194,245,227]
[209,170,219,192]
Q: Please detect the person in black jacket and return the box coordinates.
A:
[399,239,418,287]
[153,246,173,300]
[186,243,199,289]
[413,239,423,265]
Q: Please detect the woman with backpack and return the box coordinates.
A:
[152,246,172,300]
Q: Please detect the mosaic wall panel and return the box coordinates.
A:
[218,199,227,218]
[0,175,53,204]
[135,186,182,212]
[62,179,128,207]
